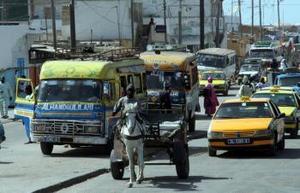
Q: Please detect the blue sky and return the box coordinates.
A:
[223,0,300,26]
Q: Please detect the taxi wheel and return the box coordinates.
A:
[268,136,277,156]
[290,129,298,138]
[188,116,195,133]
[208,146,217,157]
[278,135,285,151]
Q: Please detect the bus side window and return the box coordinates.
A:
[120,76,127,96]
[133,75,142,93]
[127,75,133,84]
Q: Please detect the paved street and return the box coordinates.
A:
[1,86,300,193]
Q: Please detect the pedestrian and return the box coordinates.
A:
[0,77,13,119]
[270,58,279,70]
[256,77,269,90]
[238,76,253,97]
[203,76,219,117]
[160,82,172,111]
[279,59,288,71]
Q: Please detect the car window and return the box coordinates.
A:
[252,93,297,107]
[269,101,280,117]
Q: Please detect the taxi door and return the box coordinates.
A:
[14,78,36,130]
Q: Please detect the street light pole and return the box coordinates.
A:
[163,0,167,43]
[178,0,182,45]
[259,0,262,40]
[277,0,281,29]
[51,0,57,51]
[131,0,134,47]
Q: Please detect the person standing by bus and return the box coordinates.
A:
[0,77,13,119]
[203,77,219,117]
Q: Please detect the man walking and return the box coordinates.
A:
[0,77,13,119]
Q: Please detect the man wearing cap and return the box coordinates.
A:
[112,84,142,118]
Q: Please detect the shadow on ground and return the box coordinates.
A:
[0,161,13,164]
[141,175,231,191]
[217,148,300,159]
[50,146,109,158]
[188,130,207,141]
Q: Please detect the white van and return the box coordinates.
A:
[196,48,237,80]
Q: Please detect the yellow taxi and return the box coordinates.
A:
[199,70,229,96]
[252,87,300,137]
[208,97,285,156]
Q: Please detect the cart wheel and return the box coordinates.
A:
[40,142,53,155]
[173,141,189,179]
[188,116,195,133]
[110,150,124,180]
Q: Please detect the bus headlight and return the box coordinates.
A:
[85,126,99,134]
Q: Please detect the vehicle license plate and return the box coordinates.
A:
[227,138,251,145]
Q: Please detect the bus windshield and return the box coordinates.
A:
[202,73,226,80]
[249,49,274,58]
[146,71,185,90]
[197,54,225,68]
[38,80,102,102]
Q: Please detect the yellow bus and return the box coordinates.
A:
[140,51,200,132]
[15,57,145,155]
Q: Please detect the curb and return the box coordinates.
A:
[32,168,110,193]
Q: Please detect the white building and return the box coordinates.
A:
[143,0,225,49]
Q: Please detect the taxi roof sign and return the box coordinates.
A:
[241,96,251,101]
[270,86,280,92]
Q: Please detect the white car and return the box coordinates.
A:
[237,63,261,85]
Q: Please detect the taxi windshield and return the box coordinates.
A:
[277,77,300,86]
[252,93,296,107]
[146,71,185,90]
[215,102,272,119]
[38,80,102,102]
[202,73,225,80]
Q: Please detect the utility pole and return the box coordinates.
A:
[51,0,57,51]
[163,0,167,43]
[251,0,254,37]
[238,0,242,38]
[178,0,182,45]
[131,0,134,47]
[277,0,281,29]
[200,0,205,49]
[70,0,76,53]
[115,5,121,45]
[230,0,233,32]
[216,0,220,47]
[259,0,262,40]
[45,14,48,42]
